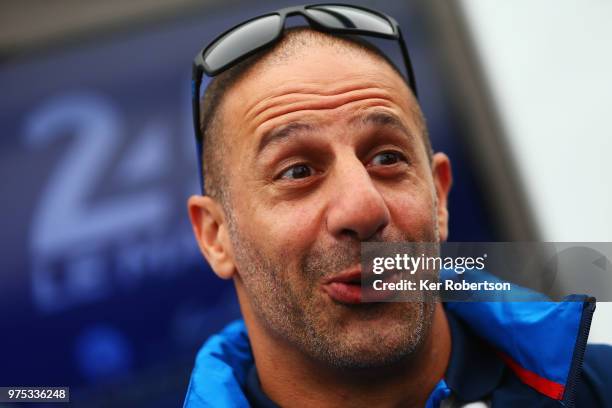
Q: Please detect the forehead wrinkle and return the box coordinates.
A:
[243,79,399,122]
[248,90,397,135]
[252,96,397,143]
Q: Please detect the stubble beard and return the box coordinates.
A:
[227,213,439,370]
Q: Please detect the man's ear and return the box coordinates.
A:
[188,195,236,279]
[431,153,453,242]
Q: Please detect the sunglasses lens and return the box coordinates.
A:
[305,5,394,36]
[204,14,282,73]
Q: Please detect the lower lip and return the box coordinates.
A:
[361,278,401,302]
[323,278,403,304]
[323,282,362,304]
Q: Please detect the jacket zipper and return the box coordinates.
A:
[562,296,596,407]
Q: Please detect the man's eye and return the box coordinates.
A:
[279,164,313,180]
[370,151,405,166]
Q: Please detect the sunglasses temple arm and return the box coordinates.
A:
[192,62,205,194]
[397,26,418,98]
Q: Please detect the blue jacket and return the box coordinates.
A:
[184,296,612,407]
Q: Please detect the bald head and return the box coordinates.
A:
[199,28,430,204]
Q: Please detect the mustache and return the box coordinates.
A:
[301,233,407,281]
[301,241,360,281]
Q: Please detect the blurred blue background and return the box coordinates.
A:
[0,0,558,406]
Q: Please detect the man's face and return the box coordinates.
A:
[217,44,450,368]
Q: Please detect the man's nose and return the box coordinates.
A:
[325,157,390,241]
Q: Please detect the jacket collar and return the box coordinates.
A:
[184,295,594,407]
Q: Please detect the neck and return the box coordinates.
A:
[239,284,450,408]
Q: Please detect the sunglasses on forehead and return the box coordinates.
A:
[191,3,418,193]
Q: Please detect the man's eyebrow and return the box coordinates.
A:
[350,111,414,140]
[257,122,316,154]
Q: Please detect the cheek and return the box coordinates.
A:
[245,199,324,263]
[384,184,437,239]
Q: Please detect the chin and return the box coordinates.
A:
[309,302,431,370]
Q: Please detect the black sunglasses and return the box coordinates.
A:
[191,3,418,192]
